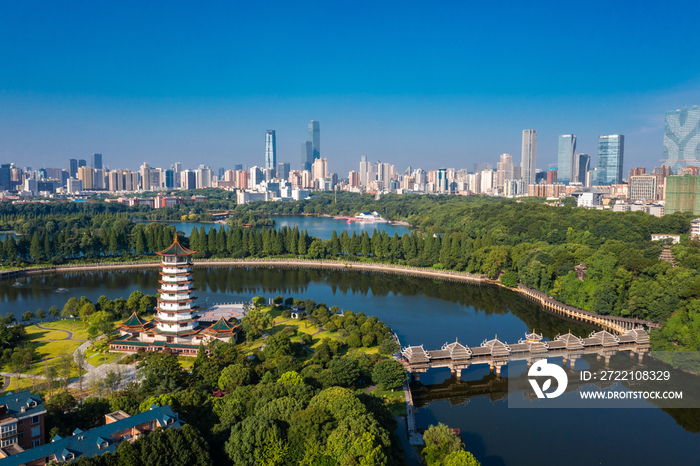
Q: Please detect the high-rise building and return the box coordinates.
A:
[312,158,328,181]
[629,175,656,201]
[557,135,576,185]
[349,170,360,187]
[181,170,196,190]
[77,166,94,190]
[359,155,372,187]
[265,130,277,173]
[629,167,646,178]
[301,141,313,171]
[597,135,625,185]
[574,154,590,184]
[69,159,78,178]
[308,120,320,161]
[663,106,700,174]
[78,159,87,168]
[165,170,175,189]
[196,165,212,188]
[496,154,513,189]
[438,168,448,192]
[665,175,700,214]
[218,167,225,179]
[277,162,290,180]
[140,163,151,191]
[249,166,263,187]
[521,130,537,185]
[91,153,102,169]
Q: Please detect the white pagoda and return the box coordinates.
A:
[109,238,240,355]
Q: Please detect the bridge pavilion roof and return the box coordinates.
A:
[552,333,585,350]
[585,330,620,347]
[515,332,549,353]
[402,345,430,363]
[480,337,511,357]
[620,328,650,344]
[441,340,471,360]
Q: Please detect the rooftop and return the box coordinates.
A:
[2,405,182,466]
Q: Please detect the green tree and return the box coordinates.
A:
[36,308,46,321]
[422,423,465,466]
[371,359,407,390]
[218,364,253,391]
[277,371,304,385]
[21,311,34,324]
[62,297,80,318]
[329,357,360,388]
[29,231,42,260]
[49,305,61,319]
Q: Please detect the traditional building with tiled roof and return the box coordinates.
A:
[109,238,240,356]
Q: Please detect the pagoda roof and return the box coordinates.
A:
[120,312,148,328]
[157,238,196,256]
[203,317,240,336]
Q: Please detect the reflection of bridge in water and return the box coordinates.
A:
[410,360,628,408]
[401,329,650,380]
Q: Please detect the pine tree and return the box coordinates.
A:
[30,232,42,261]
[298,232,307,255]
[361,231,371,256]
[43,232,53,260]
[135,228,147,254]
[330,230,341,256]
[208,227,217,256]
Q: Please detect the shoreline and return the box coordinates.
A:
[0,259,654,334]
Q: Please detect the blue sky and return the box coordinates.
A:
[2,0,700,176]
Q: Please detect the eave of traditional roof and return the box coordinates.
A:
[120,312,148,328]
[157,238,196,256]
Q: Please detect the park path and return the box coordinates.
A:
[67,341,136,390]
[34,322,87,342]
[363,384,378,394]
[1,376,10,391]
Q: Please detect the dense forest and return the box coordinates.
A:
[1,193,699,352]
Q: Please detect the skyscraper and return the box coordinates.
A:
[91,153,102,169]
[574,154,590,184]
[557,135,576,185]
[359,155,371,187]
[78,159,87,168]
[277,162,290,180]
[597,135,625,185]
[302,141,313,171]
[265,131,276,172]
[521,130,537,185]
[496,154,513,189]
[308,120,320,161]
[663,106,700,174]
[69,159,78,178]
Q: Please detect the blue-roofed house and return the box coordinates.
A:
[0,391,46,459]
[0,405,183,466]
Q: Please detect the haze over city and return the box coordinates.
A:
[2,1,700,175]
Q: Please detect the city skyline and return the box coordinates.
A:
[2,2,700,176]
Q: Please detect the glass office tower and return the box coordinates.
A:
[302,141,313,171]
[91,153,102,169]
[557,135,576,184]
[575,153,590,184]
[521,129,537,185]
[265,130,277,172]
[308,120,320,161]
[663,106,700,174]
[597,135,625,185]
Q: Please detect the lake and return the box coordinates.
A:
[136,215,411,240]
[1,267,698,466]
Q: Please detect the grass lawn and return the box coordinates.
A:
[178,356,195,370]
[85,348,123,367]
[29,339,82,361]
[23,326,67,342]
[40,320,89,340]
[1,376,35,395]
[371,387,407,416]
[20,361,81,379]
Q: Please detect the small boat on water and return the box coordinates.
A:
[55,288,70,294]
